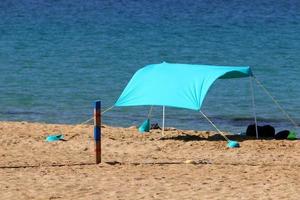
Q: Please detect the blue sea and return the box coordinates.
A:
[0,0,299,134]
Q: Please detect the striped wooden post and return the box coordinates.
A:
[94,101,101,164]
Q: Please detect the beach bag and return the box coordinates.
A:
[246,124,260,137]
[246,124,275,138]
[262,125,275,137]
[151,123,161,130]
[275,130,290,140]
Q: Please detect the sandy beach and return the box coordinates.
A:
[0,121,299,200]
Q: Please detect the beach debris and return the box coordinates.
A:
[83,147,89,151]
[127,125,137,129]
[184,160,197,164]
[227,140,240,148]
[105,161,121,165]
[138,119,150,133]
[45,134,64,142]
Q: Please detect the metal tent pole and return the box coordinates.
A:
[250,76,259,139]
[162,106,165,136]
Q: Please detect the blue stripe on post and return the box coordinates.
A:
[94,127,101,141]
[95,101,101,109]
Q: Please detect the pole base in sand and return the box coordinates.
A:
[227,140,240,148]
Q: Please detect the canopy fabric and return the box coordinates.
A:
[115,62,253,110]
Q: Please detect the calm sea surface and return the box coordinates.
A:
[0,0,299,134]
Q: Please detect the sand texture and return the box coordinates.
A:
[0,121,299,200]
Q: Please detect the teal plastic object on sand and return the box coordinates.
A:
[46,134,64,142]
[138,119,150,133]
[227,140,240,148]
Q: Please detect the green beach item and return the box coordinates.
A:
[138,119,150,133]
[227,140,240,148]
[46,134,64,142]
[287,131,297,140]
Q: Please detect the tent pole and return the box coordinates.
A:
[250,76,259,139]
[162,106,165,136]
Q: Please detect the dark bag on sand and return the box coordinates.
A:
[151,123,161,130]
[262,125,276,138]
[275,130,290,140]
[246,124,275,138]
[246,124,262,137]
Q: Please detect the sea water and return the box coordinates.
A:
[0,0,299,134]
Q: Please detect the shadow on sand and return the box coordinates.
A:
[158,133,293,142]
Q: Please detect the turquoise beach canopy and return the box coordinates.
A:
[115,62,253,110]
